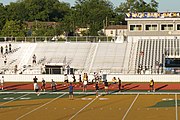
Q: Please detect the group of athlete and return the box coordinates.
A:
[33,76,57,96]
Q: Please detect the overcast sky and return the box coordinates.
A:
[1,0,179,12]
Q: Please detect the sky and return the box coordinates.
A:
[0,0,179,12]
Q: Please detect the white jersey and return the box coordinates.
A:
[34,83,39,90]
[1,78,4,84]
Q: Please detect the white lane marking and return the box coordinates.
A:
[20,97,31,100]
[69,96,99,120]
[162,98,173,101]
[99,98,109,100]
[122,94,139,120]
[0,93,30,106]
[81,98,92,100]
[16,93,66,120]
[3,97,14,100]
[175,94,178,120]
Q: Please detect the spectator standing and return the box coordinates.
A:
[14,65,18,74]
[118,78,122,92]
[64,74,68,83]
[69,83,74,100]
[9,43,11,52]
[1,76,4,90]
[99,71,103,82]
[72,73,76,83]
[4,56,7,65]
[1,46,3,54]
[5,45,8,54]
[79,74,82,82]
[32,54,36,64]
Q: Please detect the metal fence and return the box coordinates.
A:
[0,36,115,43]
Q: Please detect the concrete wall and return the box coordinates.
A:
[1,74,180,83]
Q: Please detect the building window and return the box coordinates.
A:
[145,24,157,31]
[130,25,142,31]
[161,24,173,31]
[177,24,180,30]
[111,31,113,34]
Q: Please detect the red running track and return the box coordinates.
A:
[1,82,180,91]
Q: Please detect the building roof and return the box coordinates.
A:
[25,21,60,28]
[105,25,127,30]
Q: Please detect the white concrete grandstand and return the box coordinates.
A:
[0,41,132,75]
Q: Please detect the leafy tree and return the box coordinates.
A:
[1,20,26,36]
[0,3,7,31]
[64,0,115,36]
[5,0,71,22]
[115,0,159,24]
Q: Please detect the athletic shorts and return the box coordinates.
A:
[69,91,73,95]
[35,89,39,92]
[105,86,108,90]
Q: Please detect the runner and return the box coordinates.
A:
[51,79,57,92]
[33,76,38,83]
[34,82,40,96]
[104,80,108,94]
[83,80,88,92]
[95,82,99,97]
[118,77,122,92]
[149,78,155,92]
[41,78,46,92]
[69,83,74,100]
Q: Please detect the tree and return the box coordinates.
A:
[1,20,26,37]
[64,0,115,36]
[115,0,159,24]
[0,3,6,31]
[5,0,71,22]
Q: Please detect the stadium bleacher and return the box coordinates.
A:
[1,38,180,76]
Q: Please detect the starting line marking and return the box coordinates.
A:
[162,98,174,101]
[3,97,14,100]
[81,98,92,100]
[2,97,31,100]
[99,98,109,101]
[20,98,31,100]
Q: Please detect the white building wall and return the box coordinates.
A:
[127,36,180,42]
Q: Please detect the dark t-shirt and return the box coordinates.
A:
[95,84,99,90]
[42,79,45,85]
[104,81,108,87]
[69,85,73,92]
[33,77,38,83]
